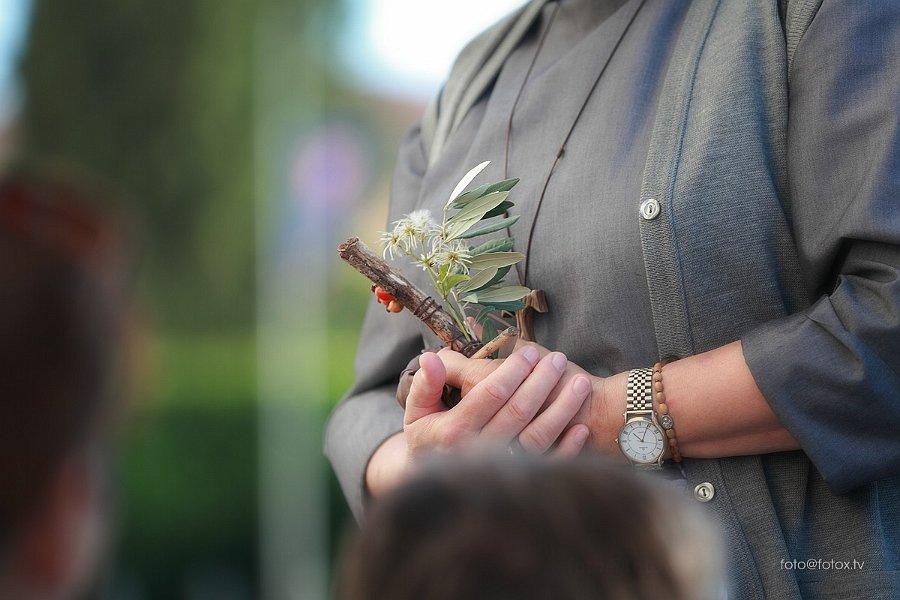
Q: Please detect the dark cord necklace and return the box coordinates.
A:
[504,0,648,287]
[501,0,648,340]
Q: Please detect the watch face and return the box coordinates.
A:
[619,419,665,464]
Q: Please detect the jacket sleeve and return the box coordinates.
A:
[324,124,428,520]
[741,0,900,493]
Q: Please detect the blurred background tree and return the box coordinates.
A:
[20,0,255,329]
[20,1,263,597]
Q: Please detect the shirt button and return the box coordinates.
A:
[640,198,660,220]
[693,482,715,503]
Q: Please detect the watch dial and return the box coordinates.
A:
[619,420,665,463]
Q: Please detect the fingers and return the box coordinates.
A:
[551,424,591,459]
[404,352,447,425]
[517,374,593,453]
[437,347,501,396]
[481,352,568,441]
[454,346,541,426]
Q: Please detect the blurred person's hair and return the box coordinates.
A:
[0,166,130,596]
[338,454,723,600]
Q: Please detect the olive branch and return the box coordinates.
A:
[379,161,530,343]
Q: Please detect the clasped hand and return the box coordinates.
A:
[403,344,600,459]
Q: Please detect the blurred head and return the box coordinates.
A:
[339,454,723,600]
[0,169,128,600]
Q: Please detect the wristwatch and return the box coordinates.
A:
[617,368,665,469]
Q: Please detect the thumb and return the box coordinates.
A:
[404,352,447,425]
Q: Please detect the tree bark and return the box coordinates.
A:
[338,237,481,356]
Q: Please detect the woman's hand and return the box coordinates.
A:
[441,341,624,455]
[366,346,591,496]
[407,347,591,457]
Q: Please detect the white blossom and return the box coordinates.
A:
[408,209,438,235]
[380,230,405,260]
[433,240,472,274]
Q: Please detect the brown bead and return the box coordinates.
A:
[654,382,663,394]
[658,402,668,414]
[656,391,666,404]
[666,429,676,439]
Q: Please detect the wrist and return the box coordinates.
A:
[588,371,629,456]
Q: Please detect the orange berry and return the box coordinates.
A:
[387,300,403,313]
[374,285,395,305]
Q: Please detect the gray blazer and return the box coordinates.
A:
[326,1,900,598]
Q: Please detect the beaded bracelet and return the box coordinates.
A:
[653,360,682,463]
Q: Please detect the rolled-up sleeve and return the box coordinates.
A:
[324,124,428,520]
[742,0,900,493]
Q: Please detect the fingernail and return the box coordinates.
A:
[551,352,567,372]
[574,427,589,448]
[521,346,539,365]
[573,376,591,397]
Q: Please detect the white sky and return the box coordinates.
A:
[0,0,31,122]
[339,0,527,101]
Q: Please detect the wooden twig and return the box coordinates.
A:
[338,237,481,356]
[470,327,519,359]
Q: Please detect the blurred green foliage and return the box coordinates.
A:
[18,0,265,595]
[20,0,256,330]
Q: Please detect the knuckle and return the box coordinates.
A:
[519,426,552,452]
[505,397,533,426]
[461,370,483,395]
[480,380,511,404]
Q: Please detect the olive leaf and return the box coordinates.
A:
[478,299,526,313]
[457,215,520,240]
[457,266,498,295]
[482,200,514,220]
[450,177,519,209]
[476,265,511,292]
[481,318,499,352]
[470,237,515,255]
[474,306,496,325]
[446,160,490,208]
[444,191,510,240]
[440,273,469,296]
[462,285,530,304]
[468,251,524,270]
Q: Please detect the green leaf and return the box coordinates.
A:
[481,319,499,352]
[463,285,530,304]
[441,273,469,294]
[437,262,451,280]
[457,215,520,240]
[457,266,498,295]
[450,177,519,208]
[475,265,511,292]
[445,191,510,240]
[446,161,490,208]
[478,299,526,313]
[474,306,496,325]
[468,251,525,270]
[470,237,515,255]
[481,200,514,220]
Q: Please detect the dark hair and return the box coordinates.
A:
[0,169,127,535]
[338,454,721,600]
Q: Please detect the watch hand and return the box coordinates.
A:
[640,427,648,442]
[631,432,642,441]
